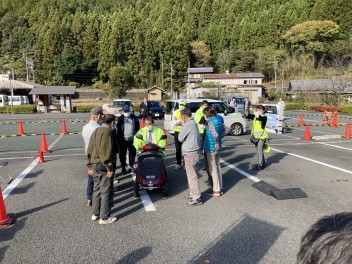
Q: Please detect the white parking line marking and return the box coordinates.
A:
[319,143,352,151]
[220,159,260,183]
[294,127,339,135]
[2,135,64,199]
[131,175,156,211]
[139,190,156,212]
[2,160,37,199]
[0,153,85,160]
[271,147,352,175]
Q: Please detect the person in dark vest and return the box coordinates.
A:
[117,104,140,174]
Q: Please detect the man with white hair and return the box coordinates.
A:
[82,108,103,206]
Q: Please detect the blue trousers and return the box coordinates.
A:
[87,175,94,200]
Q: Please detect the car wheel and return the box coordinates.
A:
[230,123,243,136]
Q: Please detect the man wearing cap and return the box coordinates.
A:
[173,101,186,170]
[117,104,140,174]
[87,114,117,224]
[82,108,103,206]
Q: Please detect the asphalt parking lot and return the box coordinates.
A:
[1,111,352,264]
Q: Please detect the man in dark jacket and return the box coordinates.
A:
[117,104,140,174]
[140,97,149,118]
[87,114,117,225]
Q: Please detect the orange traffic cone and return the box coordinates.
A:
[162,128,168,146]
[37,151,45,163]
[299,114,304,126]
[344,123,351,139]
[0,186,16,228]
[303,124,312,140]
[61,119,68,134]
[40,131,49,153]
[331,115,337,128]
[17,120,24,135]
[141,117,145,128]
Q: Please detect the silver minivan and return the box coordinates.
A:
[164,99,247,136]
[220,95,245,112]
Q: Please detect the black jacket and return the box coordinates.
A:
[116,114,140,141]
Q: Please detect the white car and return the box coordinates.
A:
[164,99,247,136]
[112,99,134,116]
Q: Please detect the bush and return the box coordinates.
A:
[340,105,352,114]
[0,105,36,114]
[75,105,98,113]
[285,103,309,110]
[310,105,340,112]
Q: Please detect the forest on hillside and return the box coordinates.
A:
[0,0,351,97]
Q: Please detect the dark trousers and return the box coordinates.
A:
[92,172,113,219]
[119,139,136,168]
[87,175,94,200]
[174,131,182,166]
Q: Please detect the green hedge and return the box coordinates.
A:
[74,105,99,113]
[0,105,37,114]
[285,103,310,111]
[340,106,352,114]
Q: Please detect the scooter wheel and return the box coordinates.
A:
[133,182,140,197]
[162,182,169,197]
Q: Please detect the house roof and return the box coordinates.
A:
[187,67,214,74]
[202,72,264,79]
[0,80,35,89]
[29,86,76,95]
[290,79,352,92]
[147,86,163,92]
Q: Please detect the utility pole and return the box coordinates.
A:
[187,61,190,99]
[273,59,278,90]
[159,53,163,89]
[170,63,173,99]
[8,69,14,109]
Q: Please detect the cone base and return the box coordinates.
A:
[0,213,16,228]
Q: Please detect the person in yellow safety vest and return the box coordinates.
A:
[194,100,209,134]
[173,100,187,170]
[133,116,166,156]
[246,105,268,170]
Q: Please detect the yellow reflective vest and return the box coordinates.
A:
[252,116,268,139]
[173,109,182,132]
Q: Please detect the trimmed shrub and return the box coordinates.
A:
[340,106,352,114]
[0,105,36,114]
[310,105,340,112]
[285,103,309,110]
[75,105,98,113]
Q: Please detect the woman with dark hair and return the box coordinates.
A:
[246,105,268,170]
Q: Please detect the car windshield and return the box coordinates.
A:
[113,101,130,107]
[209,102,230,113]
[148,101,161,107]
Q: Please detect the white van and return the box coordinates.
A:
[220,95,245,112]
[164,99,247,136]
[21,96,29,104]
[9,96,24,106]
[262,103,285,134]
[0,94,9,107]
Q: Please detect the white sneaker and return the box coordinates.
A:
[113,179,119,185]
[91,214,99,221]
[99,216,117,225]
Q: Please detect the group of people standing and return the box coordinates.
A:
[173,100,227,206]
[82,97,270,222]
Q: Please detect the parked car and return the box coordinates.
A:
[143,101,164,119]
[164,99,247,136]
[220,95,245,112]
[112,99,134,116]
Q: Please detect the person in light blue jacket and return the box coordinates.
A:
[203,107,225,197]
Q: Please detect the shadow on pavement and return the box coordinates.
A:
[190,214,285,263]
[116,246,152,264]
[16,198,69,218]
[10,182,36,195]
